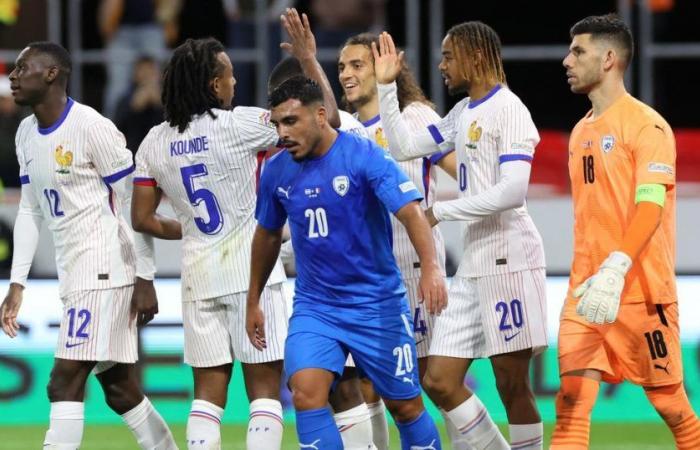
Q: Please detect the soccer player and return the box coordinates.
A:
[549,14,700,449]
[0,42,176,449]
[374,26,547,450]
[247,76,446,450]
[130,10,341,450]
[337,32,456,450]
[268,56,378,450]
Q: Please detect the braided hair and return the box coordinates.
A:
[446,21,506,85]
[342,33,434,112]
[162,38,227,133]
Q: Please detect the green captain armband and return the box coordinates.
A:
[635,183,666,207]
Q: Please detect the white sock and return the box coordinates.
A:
[122,397,178,450]
[367,400,389,450]
[509,423,544,450]
[187,399,224,450]
[440,408,469,450]
[43,402,84,450]
[445,394,509,450]
[247,398,284,450]
[334,403,376,449]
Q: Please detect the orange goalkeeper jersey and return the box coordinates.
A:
[568,93,676,304]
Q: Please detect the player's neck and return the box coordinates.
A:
[310,126,339,159]
[588,79,627,119]
[355,95,379,123]
[33,92,69,129]
[468,80,500,104]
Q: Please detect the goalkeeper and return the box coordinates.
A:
[551,14,700,449]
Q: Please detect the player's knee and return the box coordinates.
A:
[102,381,142,415]
[291,386,326,411]
[422,370,453,403]
[385,397,424,423]
[556,384,593,414]
[47,367,82,402]
[494,374,532,407]
[645,384,691,428]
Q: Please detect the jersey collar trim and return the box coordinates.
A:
[361,114,381,127]
[38,97,75,135]
[468,84,502,109]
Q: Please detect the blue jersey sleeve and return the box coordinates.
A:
[364,144,423,214]
[255,163,287,230]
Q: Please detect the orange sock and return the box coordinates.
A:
[645,383,700,450]
[549,376,599,449]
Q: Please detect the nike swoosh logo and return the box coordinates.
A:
[504,331,521,342]
[65,341,88,348]
[26,158,33,166]
[415,338,425,346]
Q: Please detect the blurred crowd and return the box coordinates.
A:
[0,0,387,189]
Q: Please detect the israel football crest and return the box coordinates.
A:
[333,175,349,197]
[601,135,615,153]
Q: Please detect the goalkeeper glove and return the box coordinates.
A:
[574,251,632,324]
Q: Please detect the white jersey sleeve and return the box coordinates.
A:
[10,129,43,287]
[377,81,460,160]
[230,106,279,153]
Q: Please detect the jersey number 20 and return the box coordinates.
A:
[304,208,328,238]
[180,164,224,235]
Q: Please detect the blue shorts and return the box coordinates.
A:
[284,299,421,400]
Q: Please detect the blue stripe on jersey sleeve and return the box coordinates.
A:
[19,175,30,185]
[428,148,454,164]
[499,154,533,164]
[103,164,135,184]
[427,124,444,144]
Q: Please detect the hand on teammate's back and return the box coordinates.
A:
[419,266,448,315]
[0,283,23,337]
[280,8,316,61]
[371,31,404,85]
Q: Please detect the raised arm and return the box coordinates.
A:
[280,8,340,128]
[373,32,453,161]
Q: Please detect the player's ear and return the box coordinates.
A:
[45,66,60,84]
[602,48,616,72]
[210,76,221,97]
[316,104,327,128]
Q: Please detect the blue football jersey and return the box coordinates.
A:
[256,130,422,310]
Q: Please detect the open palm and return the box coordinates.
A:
[372,32,404,84]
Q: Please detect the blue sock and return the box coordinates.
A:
[396,410,442,450]
[296,407,343,449]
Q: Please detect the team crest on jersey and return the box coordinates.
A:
[332,175,349,197]
[467,121,482,149]
[601,135,615,153]
[54,144,73,174]
[374,127,389,149]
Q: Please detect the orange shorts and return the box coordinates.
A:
[558,297,682,386]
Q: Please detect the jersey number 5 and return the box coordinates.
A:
[180,164,224,235]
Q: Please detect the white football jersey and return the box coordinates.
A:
[431,86,545,277]
[358,103,447,277]
[14,98,136,297]
[134,107,286,301]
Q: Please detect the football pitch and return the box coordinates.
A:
[0,422,674,449]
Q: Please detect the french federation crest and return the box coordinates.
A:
[333,175,349,197]
[601,135,615,153]
[54,144,73,174]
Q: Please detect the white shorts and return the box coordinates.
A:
[430,269,548,359]
[183,283,288,367]
[54,286,138,371]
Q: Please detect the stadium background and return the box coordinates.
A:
[0,0,699,448]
